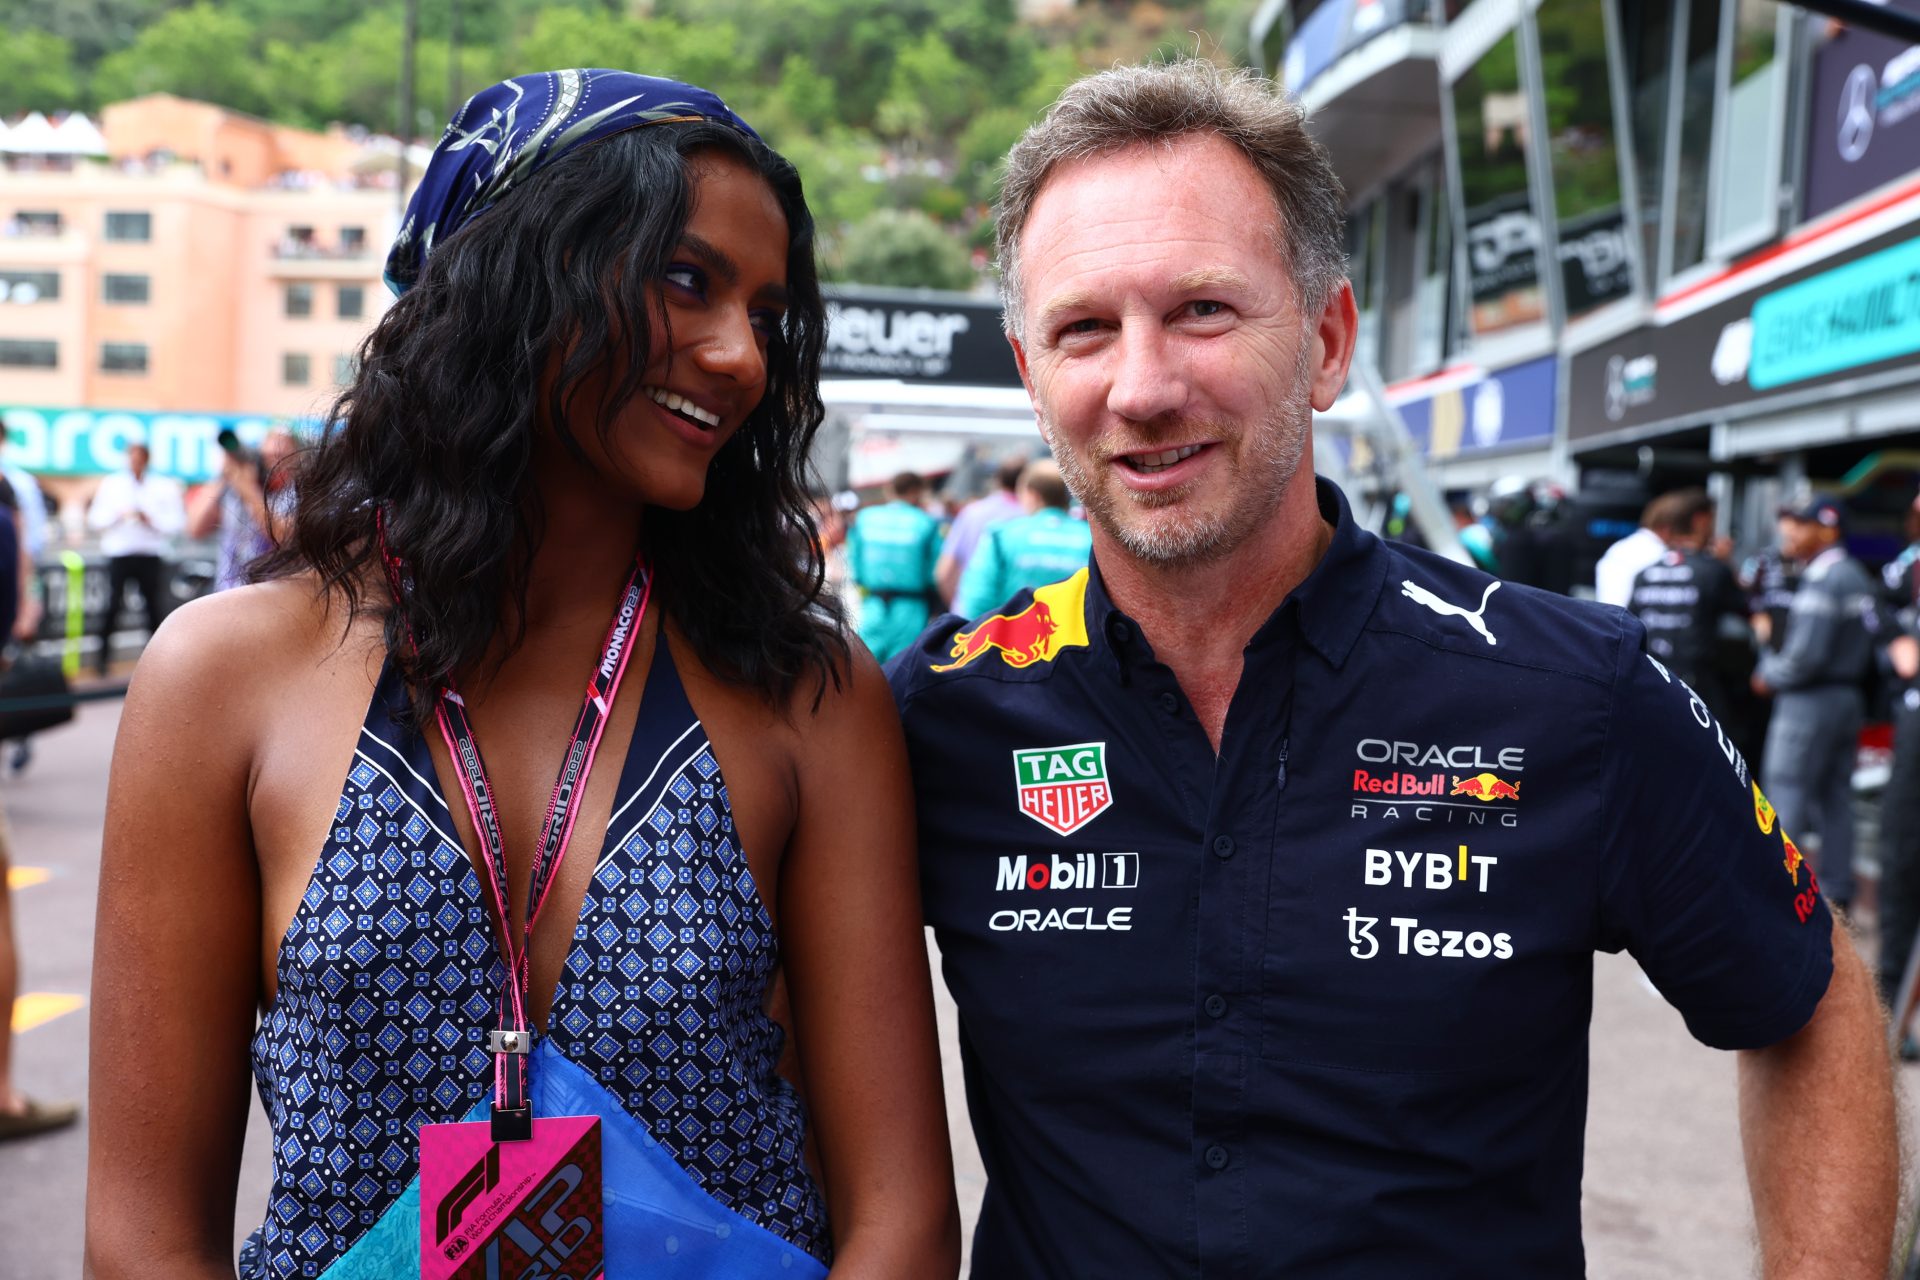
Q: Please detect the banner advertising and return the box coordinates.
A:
[1566,218,1920,445]
[1802,3,1920,223]
[1,407,305,480]
[822,287,1020,386]
[1342,354,1557,472]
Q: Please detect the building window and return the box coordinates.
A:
[285,282,314,318]
[100,342,149,374]
[0,340,56,369]
[104,211,152,242]
[0,271,59,303]
[1536,0,1634,318]
[339,225,367,254]
[102,273,151,305]
[1706,0,1786,257]
[1666,0,1724,279]
[6,211,61,237]
[283,353,311,385]
[337,284,365,320]
[1451,28,1547,337]
[334,353,360,385]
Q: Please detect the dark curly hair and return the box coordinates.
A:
[260,121,847,718]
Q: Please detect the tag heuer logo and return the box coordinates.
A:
[1014,742,1113,836]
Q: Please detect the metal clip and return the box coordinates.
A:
[488,1029,534,1055]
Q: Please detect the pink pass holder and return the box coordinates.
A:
[419,1112,605,1279]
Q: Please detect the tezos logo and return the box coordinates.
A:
[1013,742,1113,836]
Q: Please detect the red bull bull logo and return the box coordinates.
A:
[1781,832,1804,885]
[1450,772,1520,802]
[933,570,1090,673]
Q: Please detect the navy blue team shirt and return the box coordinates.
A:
[887,478,1832,1278]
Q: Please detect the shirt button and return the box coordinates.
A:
[1106,617,1132,645]
[1212,835,1236,859]
[1204,1144,1229,1171]
[1156,691,1180,715]
[1204,994,1227,1018]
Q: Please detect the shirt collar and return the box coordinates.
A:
[1086,476,1387,675]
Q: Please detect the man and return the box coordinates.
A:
[954,460,1091,619]
[85,434,184,675]
[846,471,941,662]
[1744,508,1804,653]
[936,454,1028,605]
[1879,489,1920,1012]
[1626,487,1748,717]
[888,60,1893,1277]
[1754,495,1879,917]
[185,427,298,592]
[1593,494,1667,607]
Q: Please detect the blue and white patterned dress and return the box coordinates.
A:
[239,637,829,1277]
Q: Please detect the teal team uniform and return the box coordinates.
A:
[847,500,942,661]
[955,508,1094,620]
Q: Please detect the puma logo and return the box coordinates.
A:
[1401,579,1501,646]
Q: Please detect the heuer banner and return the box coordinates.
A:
[822,286,1020,386]
[1566,216,1920,445]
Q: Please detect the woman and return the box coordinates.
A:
[86,70,957,1279]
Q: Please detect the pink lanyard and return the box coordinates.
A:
[380,516,652,1139]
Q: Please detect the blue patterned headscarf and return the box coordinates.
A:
[385,68,760,296]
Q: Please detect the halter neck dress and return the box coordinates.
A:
[239,636,830,1277]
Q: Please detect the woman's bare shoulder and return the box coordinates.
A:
[129,576,381,717]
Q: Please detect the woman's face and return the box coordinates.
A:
[552,148,791,511]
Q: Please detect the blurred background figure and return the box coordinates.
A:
[1485,477,1575,594]
[1743,508,1805,653]
[185,427,298,593]
[1628,488,1748,718]
[0,471,75,1143]
[953,460,1090,619]
[83,434,183,675]
[935,454,1026,607]
[1754,496,1880,916]
[847,470,942,662]
[1594,495,1668,608]
[1877,488,1920,1012]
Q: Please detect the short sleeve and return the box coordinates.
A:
[1596,624,1834,1050]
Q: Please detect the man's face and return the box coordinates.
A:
[126,444,149,475]
[1009,134,1355,567]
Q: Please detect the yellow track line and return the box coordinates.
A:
[12,993,83,1033]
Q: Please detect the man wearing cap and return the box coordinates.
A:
[889,59,1894,1277]
[85,435,184,675]
[1754,495,1880,915]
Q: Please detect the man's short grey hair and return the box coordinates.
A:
[995,58,1346,341]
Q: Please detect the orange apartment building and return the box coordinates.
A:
[0,95,403,487]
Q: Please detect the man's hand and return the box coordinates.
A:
[1738,917,1897,1278]
[1891,633,1919,682]
[1751,671,1772,696]
[15,597,42,643]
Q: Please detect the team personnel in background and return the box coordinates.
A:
[85,435,185,675]
[1744,509,1804,653]
[1876,489,1920,1012]
[1627,488,1748,717]
[847,471,942,661]
[1754,495,1879,916]
[889,58,1893,1278]
[953,461,1091,619]
[936,455,1026,606]
[0,430,49,561]
[1593,494,1667,607]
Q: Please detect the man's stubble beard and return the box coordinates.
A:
[1044,358,1315,569]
